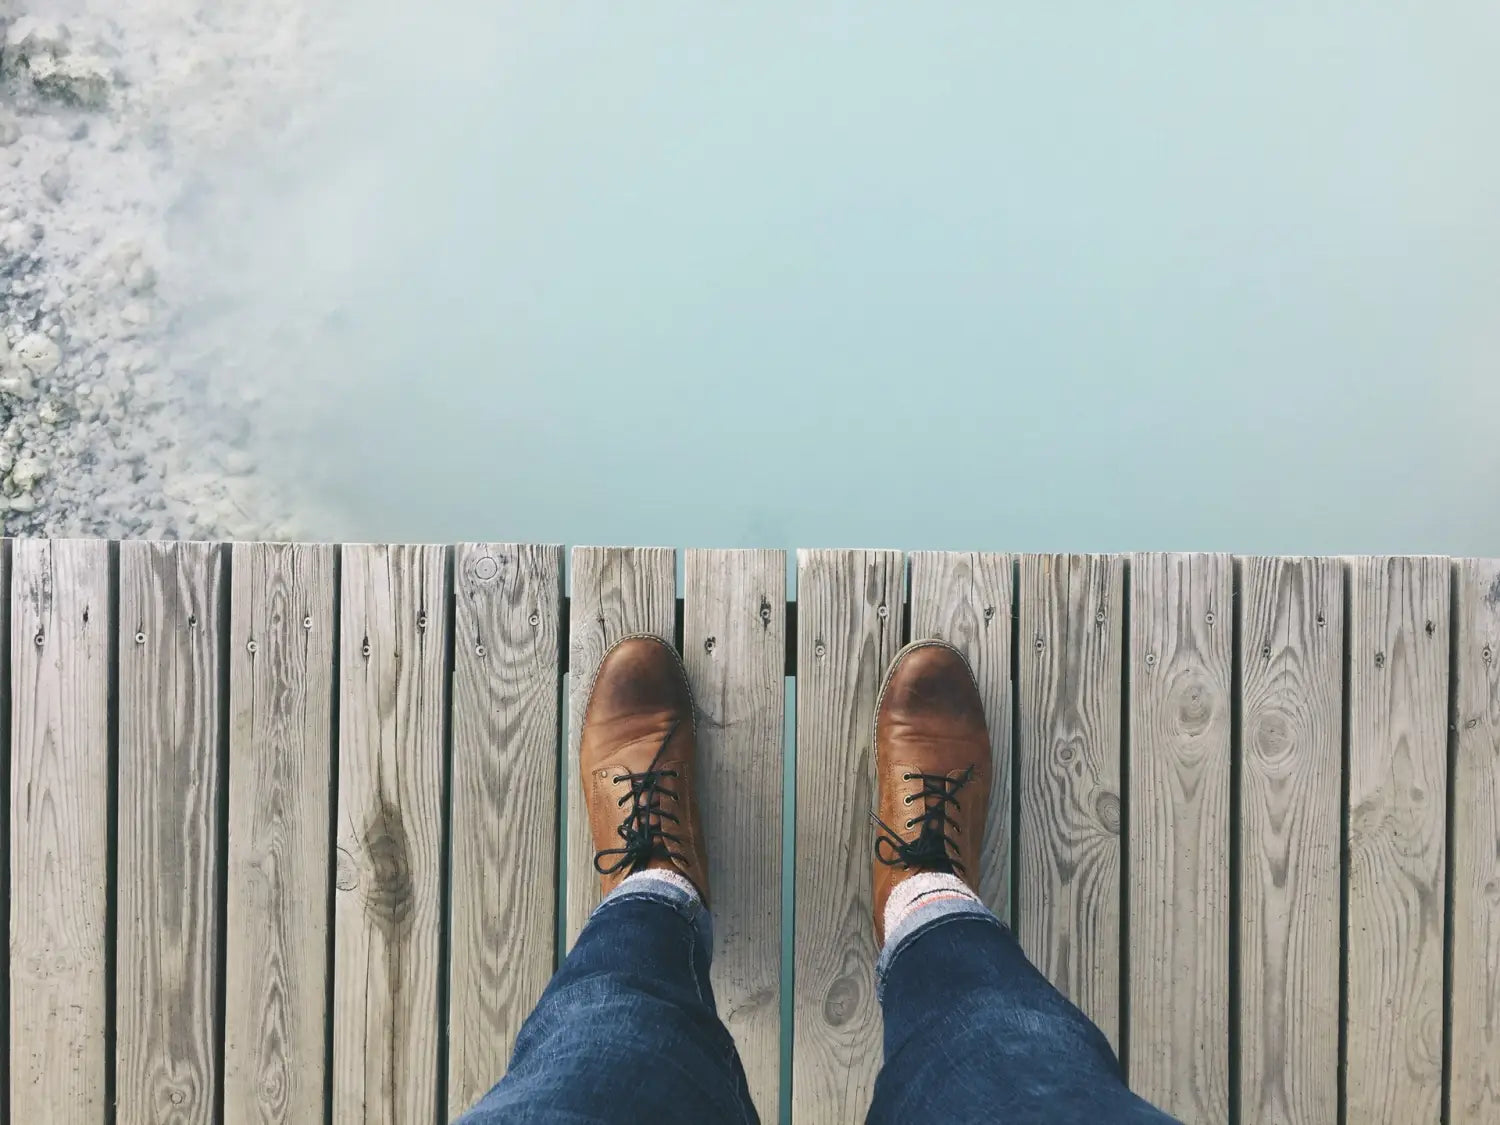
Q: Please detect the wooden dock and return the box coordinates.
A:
[4,542,1499,1125]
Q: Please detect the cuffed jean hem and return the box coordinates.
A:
[595,875,714,952]
[876,895,1001,1001]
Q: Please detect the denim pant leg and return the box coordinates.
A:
[456,880,758,1125]
[868,901,1182,1125]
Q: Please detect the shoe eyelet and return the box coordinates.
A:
[905,818,916,829]
[902,772,914,781]
[903,794,914,804]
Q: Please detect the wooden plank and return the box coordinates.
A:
[0,538,5,1125]
[683,549,785,1120]
[9,540,110,1122]
[1237,556,1342,1125]
[908,551,1014,921]
[1345,555,1449,1124]
[1016,553,1123,1046]
[447,544,563,1116]
[564,547,675,946]
[792,548,903,1123]
[333,544,449,1124]
[1451,558,1500,1124]
[117,541,227,1124]
[223,543,336,1125]
[1127,552,1232,1120]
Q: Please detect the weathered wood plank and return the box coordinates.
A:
[447,544,563,1116]
[1346,556,1449,1124]
[333,544,449,1124]
[908,551,1014,921]
[792,548,904,1123]
[1127,552,1232,1121]
[683,548,785,1120]
[223,543,336,1125]
[9,540,110,1123]
[564,547,676,946]
[117,541,226,1124]
[1016,553,1123,1046]
[1237,556,1342,1125]
[1451,558,1500,1124]
[0,538,5,1125]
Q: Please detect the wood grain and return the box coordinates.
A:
[447,544,563,1116]
[564,547,676,946]
[1237,556,1342,1125]
[1345,556,1449,1124]
[792,548,904,1123]
[1450,558,1500,1123]
[9,539,110,1123]
[333,544,449,1124]
[1016,553,1124,1046]
[1127,553,1232,1120]
[117,541,227,1125]
[223,543,336,1125]
[908,551,1014,922]
[683,549,785,1121]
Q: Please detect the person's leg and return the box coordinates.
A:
[457,871,756,1124]
[865,641,1177,1125]
[455,634,757,1124]
[868,897,1180,1124]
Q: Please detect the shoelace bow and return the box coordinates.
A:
[871,765,975,876]
[593,718,686,877]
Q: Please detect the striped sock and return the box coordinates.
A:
[882,872,981,948]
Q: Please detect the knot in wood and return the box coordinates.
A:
[361,803,415,931]
[823,974,861,1027]
[1094,791,1122,835]
[1173,675,1214,736]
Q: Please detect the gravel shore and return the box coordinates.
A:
[1,0,315,538]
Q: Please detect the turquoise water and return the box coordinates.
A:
[243,4,1500,555]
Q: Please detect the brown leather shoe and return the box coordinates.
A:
[871,640,991,943]
[580,634,709,901]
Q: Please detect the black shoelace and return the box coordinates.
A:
[871,766,974,876]
[593,719,686,877]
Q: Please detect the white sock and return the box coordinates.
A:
[618,867,701,903]
[882,872,980,947]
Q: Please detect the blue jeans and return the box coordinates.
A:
[457,880,1179,1124]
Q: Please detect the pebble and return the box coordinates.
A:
[9,457,46,490]
[41,159,72,203]
[0,114,19,147]
[125,260,157,294]
[3,19,73,66]
[221,449,254,475]
[30,54,115,110]
[7,494,37,513]
[14,333,62,376]
[0,373,38,401]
